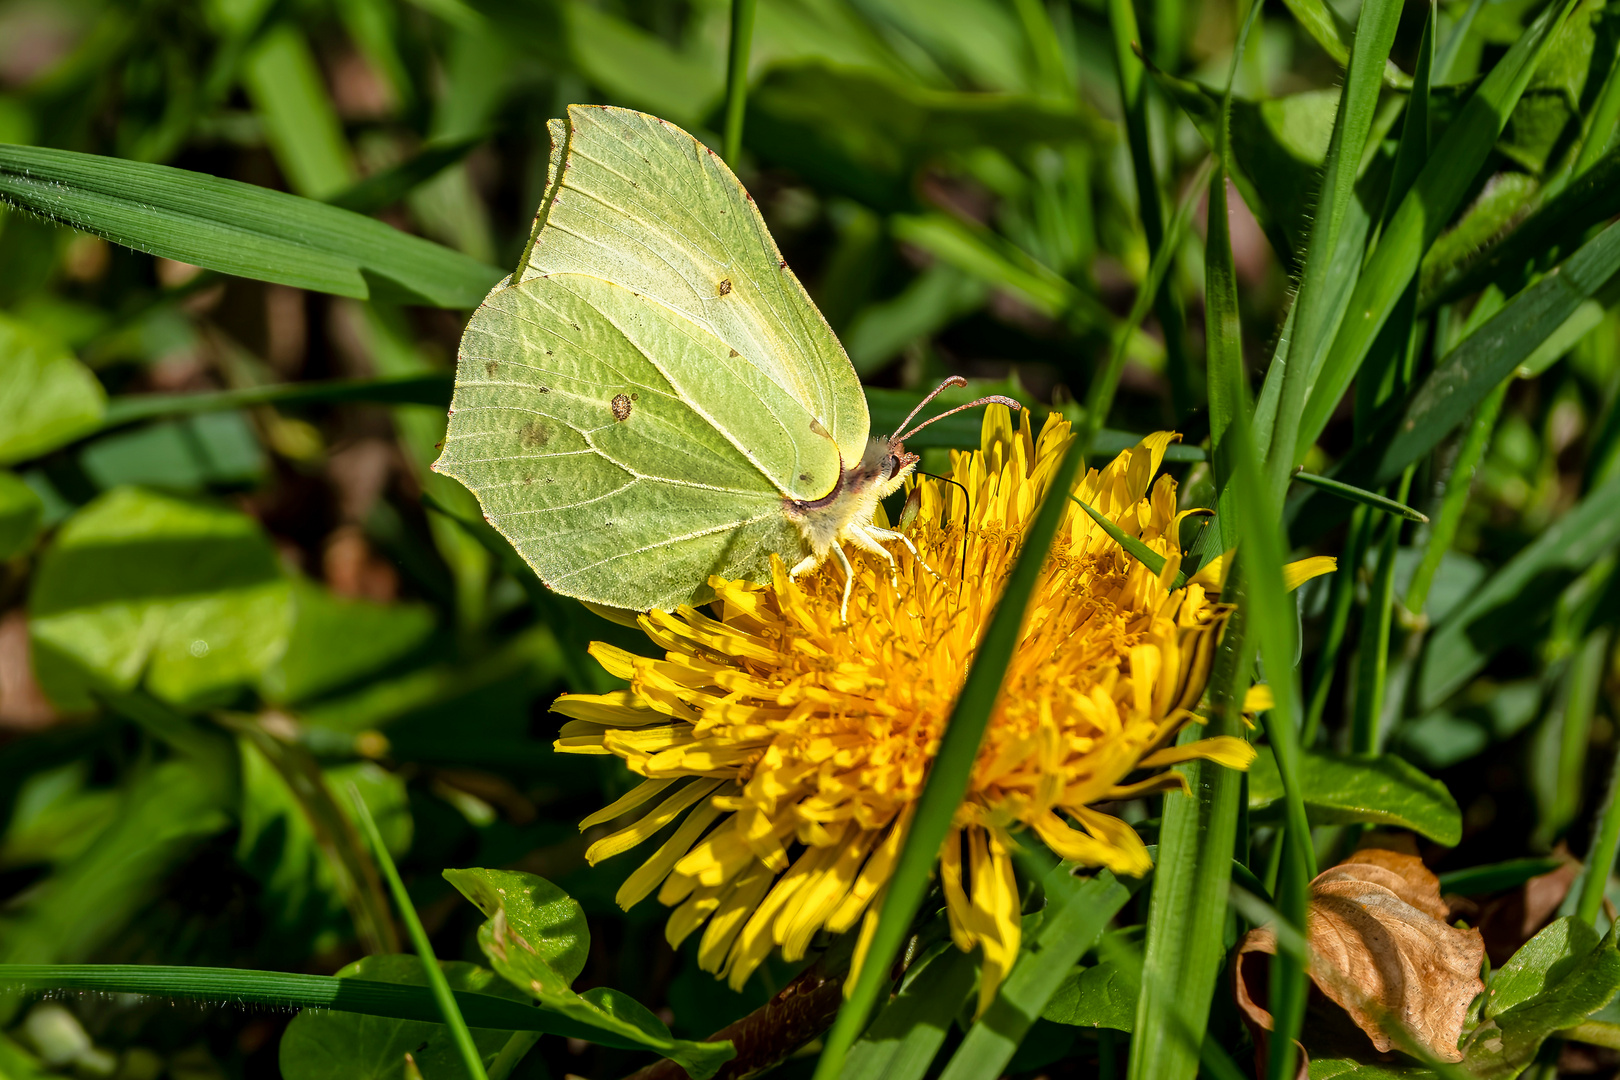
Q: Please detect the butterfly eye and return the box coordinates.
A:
[882,455,902,480]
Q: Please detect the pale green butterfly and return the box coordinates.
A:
[434,105,1016,616]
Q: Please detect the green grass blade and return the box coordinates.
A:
[1303,506,1370,745]
[1435,0,1487,82]
[722,0,757,165]
[1108,0,1195,417]
[842,946,978,1080]
[1405,380,1507,614]
[1368,219,1620,487]
[1290,470,1427,522]
[1262,0,1403,500]
[1295,0,1581,461]
[0,145,501,307]
[328,134,487,215]
[1128,598,1253,1080]
[1068,492,1192,588]
[811,438,1085,1080]
[1572,38,1620,177]
[101,373,454,429]
[938,860,1135,1080]
[348,784,490,1080]
[1419,468,1620,708]
[0,965,605,1038]
[1350,488,1408,754]
[240,24,357,200]
[1080,156,1213,454]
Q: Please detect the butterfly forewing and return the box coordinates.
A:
[436,274,803,611]
[519,105,868,497]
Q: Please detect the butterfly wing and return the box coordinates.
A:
[435,271,806,612]
[517,105,869,498]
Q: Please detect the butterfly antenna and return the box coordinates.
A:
[896,395,1021,446]
[890,377,968,441]
[915,469,972,607]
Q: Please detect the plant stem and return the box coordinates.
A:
[722,0,757,167]
[347,784,491,1080]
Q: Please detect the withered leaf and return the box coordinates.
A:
[1236,848,1485,1063]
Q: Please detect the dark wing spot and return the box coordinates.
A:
[799,473,811,482]
[779,260,787,269]
[484,360,498,377]
[538,386,550,393]
[611,393,633,421]
[729,348,739,358]
[718,278,732,296]
[631,393,639,400]
[809,419,830,438]
[519,420,550,448]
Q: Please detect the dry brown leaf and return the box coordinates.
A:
[1235,847,1485,1064]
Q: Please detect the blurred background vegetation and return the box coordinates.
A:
[0,0,1618,1076]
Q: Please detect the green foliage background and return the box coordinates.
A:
[0,0,1617,1076]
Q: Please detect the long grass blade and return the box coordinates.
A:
[1574,629,1619,925]
[1108,0,1195,418]
[0,145,501,307]
[101,373,454,429]
[1127,16,1263,1078]
[1290,470,1427,522]
[939,855,1135,1080]
[1080,156,1213,454]
[1262,0,1403,500]
[1295,0,1581,460]
[0,965,603,1038]
[347,784,490,1080]
[810,437,1085,1080]
[1405,381,1507,614]
[1368,219,1620,486]
[722,0,757,165]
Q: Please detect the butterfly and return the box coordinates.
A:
[434,105,1015,616]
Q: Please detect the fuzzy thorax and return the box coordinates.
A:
[784,437,916,565]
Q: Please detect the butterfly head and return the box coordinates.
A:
[884,376,1021,469]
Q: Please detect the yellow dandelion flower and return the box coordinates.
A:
[553,407,1261,1013]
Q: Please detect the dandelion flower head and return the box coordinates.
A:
[554,407,1259,1012]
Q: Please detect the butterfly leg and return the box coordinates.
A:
[831,542,856,623]
[788,553,820,580]
[864,525,945,583]
[844,526,901,587]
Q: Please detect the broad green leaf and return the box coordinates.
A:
[747,60,1110,212]
[1464,919,1620,1077]
[0,315,105,465]
[1419,467,1620,708]
[1041,961,1137,1032]
[1309,1058,1438,1078]
[279,956,530,1080]
[1493,0,1603,174]
[939,867,1136,1080]
[842,944,979,1080]
[258,579,435,705]
[1425,143,1620,308]
[1418,173,1539,300]
[443,868,733,1078]
[1247,747,1463,844]
[28,487,292,709]
[0,471,43,558]
[0,145,502,307]
[0,761,232,965]
[1296,0,1581,460]
[79,412,266,492]
[812,439,1084,1080]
